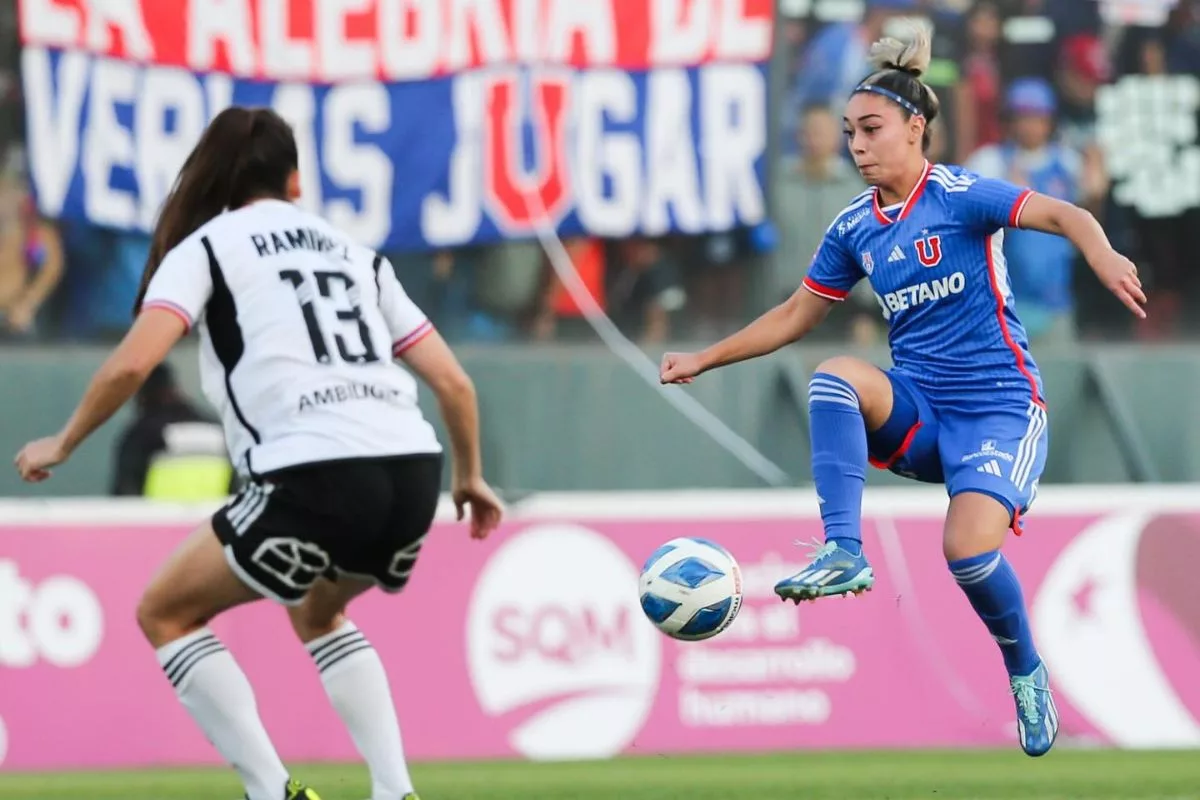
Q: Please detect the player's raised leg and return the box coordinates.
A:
[775,356,893,602]
[943,416,1057,758]
[290,578,420,800]
[136,523,319,800]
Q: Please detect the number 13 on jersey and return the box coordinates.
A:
[279,269,381,365]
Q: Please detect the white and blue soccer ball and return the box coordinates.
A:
[638,537,743,641]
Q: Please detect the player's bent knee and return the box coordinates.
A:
[135,590,200,647]
[943,491,1012,561]
[287,603,347,644]
[134,594,160,642]
[814,355,872,382]
[814,356,892,424]
[287,575,369,642]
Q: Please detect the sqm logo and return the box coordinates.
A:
[466,524,662,760]
[0,560,104,669]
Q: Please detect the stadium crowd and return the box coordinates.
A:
[0,0,1196,346]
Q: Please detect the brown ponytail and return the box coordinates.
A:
[133,106,298,316]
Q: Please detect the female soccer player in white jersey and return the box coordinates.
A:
[14,107,503,800]
[661,25,1146,757]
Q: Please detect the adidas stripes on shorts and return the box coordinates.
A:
[213,454,442,605]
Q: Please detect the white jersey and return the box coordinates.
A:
[140,200,442,477]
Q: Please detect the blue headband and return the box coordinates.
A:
[853,83,923,117]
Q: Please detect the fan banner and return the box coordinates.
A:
[17,0,773,252]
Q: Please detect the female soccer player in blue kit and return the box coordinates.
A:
[660,25,1146,757]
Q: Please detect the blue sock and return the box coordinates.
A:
[807,373,867,555]
[948,550,1040,676]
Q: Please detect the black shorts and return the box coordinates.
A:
[212,454,442,605]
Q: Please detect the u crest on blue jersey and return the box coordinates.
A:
[860,250,874,275]
[915,235,943,267]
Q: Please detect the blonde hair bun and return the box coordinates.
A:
[867,19,933,77]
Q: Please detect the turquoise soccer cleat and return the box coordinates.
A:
[774,539,875,603]
[1011,661,1059,757]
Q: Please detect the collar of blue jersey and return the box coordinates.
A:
[873,160,933,224]
[852,83,923,118]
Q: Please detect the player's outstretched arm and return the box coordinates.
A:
[14,308,185,482]
[660,287,834,384]
[1019,193,1148,319]
[400,330,502,539]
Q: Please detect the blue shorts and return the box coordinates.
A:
[866,371,1048,532]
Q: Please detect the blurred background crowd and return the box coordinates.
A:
[0,0,1198,348]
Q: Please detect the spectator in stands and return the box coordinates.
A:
[778,16,814,153]
[683,231,751,339]
[784,0,917,151]
[773,105,880,343]
[774,105,866,304]
[1055,33,1111,153]
[1164,0,1200,74]
[417,246,519,343]
[954,1,1004,163]
[56,227,148,341]
[1112,25,1200,338]
[424,248,483,341]
[474,239,543,341]
[968,78,1083,344]
[607,238,686,345]
[0,170,62,339]
[531,236,606,341]
[110,362,233,500]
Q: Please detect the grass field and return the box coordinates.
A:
[3,750,1200,800]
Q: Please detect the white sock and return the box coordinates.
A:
[157,628,289,800]
[307,621,414,800]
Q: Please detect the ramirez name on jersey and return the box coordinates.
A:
[250,227,352,261]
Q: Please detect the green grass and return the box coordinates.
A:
[3,750,1200,800]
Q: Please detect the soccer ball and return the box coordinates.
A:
[638,537,743,641]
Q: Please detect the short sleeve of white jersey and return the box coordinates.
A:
[140,236,213,330]
[376,255,435,358]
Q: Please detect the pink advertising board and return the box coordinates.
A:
[2,486,1199,770]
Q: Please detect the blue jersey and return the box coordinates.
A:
[803,161,1043,411]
